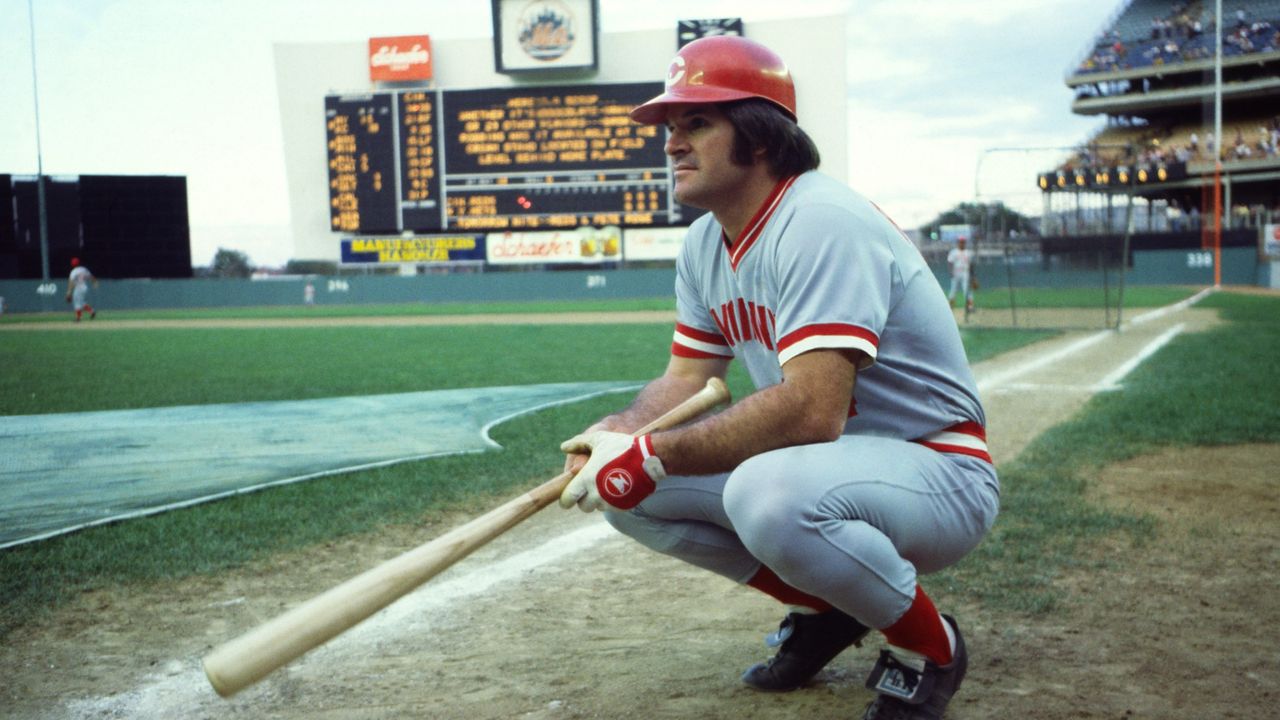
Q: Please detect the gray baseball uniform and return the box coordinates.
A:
[69,266,93,311]
[606,171,999,629]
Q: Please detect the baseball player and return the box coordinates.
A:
[65,257,98,322]
[559,37,998,719]
[946,237,975,312]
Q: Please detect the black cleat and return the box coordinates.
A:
[742,609,871,691]
[861,614,968,719]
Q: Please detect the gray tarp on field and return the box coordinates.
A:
[0,382,639,549]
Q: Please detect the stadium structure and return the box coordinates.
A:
[3,6,1277,315]
[1037,0,1279,266]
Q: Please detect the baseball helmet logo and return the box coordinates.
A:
[665,55,686,88]
[600,468,634,499]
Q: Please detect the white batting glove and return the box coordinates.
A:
[558,431,666,512]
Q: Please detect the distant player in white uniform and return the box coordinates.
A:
[947,237,975,311]
[65,257,98,322]
[558,37,998,719]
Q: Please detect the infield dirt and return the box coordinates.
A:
[4,304,1278,720]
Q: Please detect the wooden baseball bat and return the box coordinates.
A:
[203,377,730,697]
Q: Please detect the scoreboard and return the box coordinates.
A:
[324,82,688,234]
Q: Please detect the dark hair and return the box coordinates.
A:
[722,98,821,177]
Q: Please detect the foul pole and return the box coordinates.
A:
[1213,0,1223,287]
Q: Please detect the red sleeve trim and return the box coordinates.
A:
[671,343,729,359]
[676,322,729,346]
[777,323,880,352]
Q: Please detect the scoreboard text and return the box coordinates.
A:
[324,82,683,234]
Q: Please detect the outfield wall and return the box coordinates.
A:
[0,268,677,314]
[0,247,1263,315]
[955,246,1261,290]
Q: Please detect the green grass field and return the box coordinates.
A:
[0,285,1191,323]
[0,304,1060,417]
[0,297,681,324]
[4,287,1275,640]
[973,284,1194,310]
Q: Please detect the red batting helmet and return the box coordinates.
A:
[630,36,797,125]
[70,257,80,267]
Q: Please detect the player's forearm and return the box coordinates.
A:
[652,351,858,476]
[598,372,709,434]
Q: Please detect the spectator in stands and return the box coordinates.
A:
[1112,38,1127,62]
[1233,130,1252,159]
[1233,28,1255,53]
[1256,22,1278,51]
[1168,200,1185,232]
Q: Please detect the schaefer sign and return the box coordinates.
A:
[486,229,616,265]
[369,35,433,82]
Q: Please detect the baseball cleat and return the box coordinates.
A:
[741,609,870,691]
[861,614,968,719]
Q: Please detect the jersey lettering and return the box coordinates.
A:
[710,298,777,350]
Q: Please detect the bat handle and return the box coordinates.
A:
[635,376,730,436]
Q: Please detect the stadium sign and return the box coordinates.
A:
[369,36,433,82]
[341,235,485,264]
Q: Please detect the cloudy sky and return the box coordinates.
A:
[0,0,1120,266]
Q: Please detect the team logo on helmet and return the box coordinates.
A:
[601,468,634,499]
[665,55,686,88]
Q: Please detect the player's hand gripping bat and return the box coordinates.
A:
[203,377,731,697]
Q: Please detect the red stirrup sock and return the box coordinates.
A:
[879,585,954,666]
[746,565,833,613]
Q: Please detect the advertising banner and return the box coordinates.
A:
[486,226,620,265]
[623,226,686,261]
[369,35,433,82]
[1263,223,1280,260]
[341,235,485,264]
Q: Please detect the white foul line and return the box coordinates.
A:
[1126,287,1214,326]
[976,330,1112,393]
[1094,322,1186,391]
[977,290,1207,394]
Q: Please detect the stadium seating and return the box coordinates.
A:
[1074,0,1279,75]
[1070,112,1280,169]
